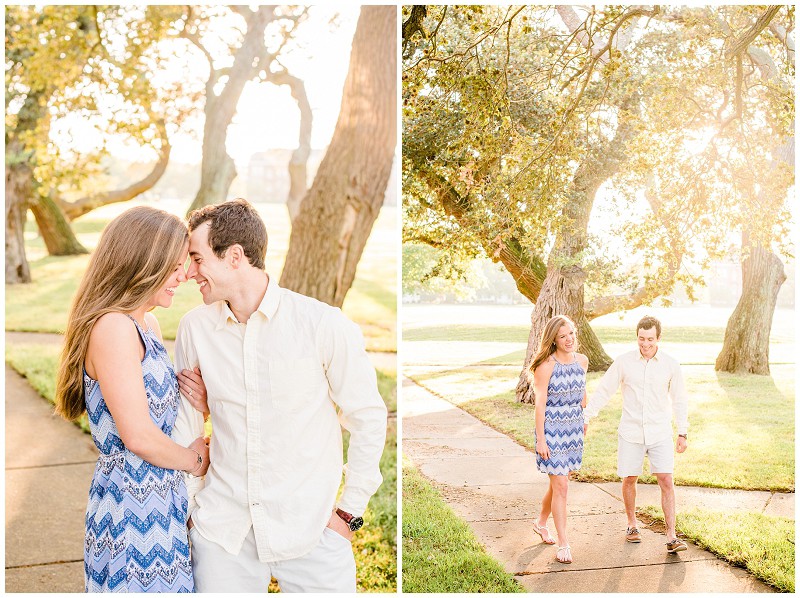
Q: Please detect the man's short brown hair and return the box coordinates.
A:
[636,315,661,338]
[188,199,267,270]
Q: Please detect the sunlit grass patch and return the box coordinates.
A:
[640,505,794,593]
[402,462,524,593]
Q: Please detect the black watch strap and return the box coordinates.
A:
[335,508,364,531]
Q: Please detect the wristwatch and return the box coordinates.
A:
[678,434,687,439]
[335,508,364,532]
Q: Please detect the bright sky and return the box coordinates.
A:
[50,5,360,166]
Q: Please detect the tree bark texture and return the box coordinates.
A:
[715,233,786,375]
[5,161,32,284]
[30,194,88,256]
[515,158,615,403]
[188,7,278,214]
[279,6,397,307]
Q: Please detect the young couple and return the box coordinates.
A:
[530,314,689,564]
[55,199,388,592]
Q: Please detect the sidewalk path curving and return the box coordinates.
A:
[402,376,789,593]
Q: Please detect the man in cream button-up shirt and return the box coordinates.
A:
[583,316,689,554]
[171,199,387,592]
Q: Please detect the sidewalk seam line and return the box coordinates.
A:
[7,559,83,570]
[513,557,717,576]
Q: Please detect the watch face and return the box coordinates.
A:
[349,516,364,531]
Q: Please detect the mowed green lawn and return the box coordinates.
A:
[402,462,524,593]
[6,201,397,352]
[6,200,398,592]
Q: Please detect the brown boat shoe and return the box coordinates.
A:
[625,526,642,543]
[666,538,688,553]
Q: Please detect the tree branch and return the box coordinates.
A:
[268,69,312,220]
[726,5,782,58]
[58,120,171,220]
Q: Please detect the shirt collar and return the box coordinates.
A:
[638,348,660,361]
[215,274,281,330]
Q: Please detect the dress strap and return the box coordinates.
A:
[124,314,153,352]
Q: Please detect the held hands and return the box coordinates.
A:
[178,367,209,417]
[188,436,210,477]
[326,510,354,542]
[535,437,550,461]
[676,436,688,454]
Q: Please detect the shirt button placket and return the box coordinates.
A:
[243,317,266,559]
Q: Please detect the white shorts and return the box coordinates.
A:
[617,435,674,477]
[190,524,357,593]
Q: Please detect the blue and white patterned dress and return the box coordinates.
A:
[84,317,194,592]
[535,355,586,475]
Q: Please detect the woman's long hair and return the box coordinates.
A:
[55,207,188,421]
[529,315,578,375]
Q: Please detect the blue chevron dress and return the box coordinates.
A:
[83,318,194,592]
[535,355,586,475]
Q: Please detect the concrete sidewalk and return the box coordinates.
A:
[6,363,96,592]
[402,377,789,593]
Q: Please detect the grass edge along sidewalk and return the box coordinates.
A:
[402,461,524,593]
[639,505,795,593]
[5,342,398,593]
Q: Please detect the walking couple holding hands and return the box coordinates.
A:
[530,314,689,564]
[55,199,387,592]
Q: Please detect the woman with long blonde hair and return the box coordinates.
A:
[56,206,209,592]
[529,315,588,564]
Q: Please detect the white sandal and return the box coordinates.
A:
[556,545,573,564]
[532,522,556,545]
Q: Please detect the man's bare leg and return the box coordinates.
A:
[656,473,677,540]
[622,475,639,529]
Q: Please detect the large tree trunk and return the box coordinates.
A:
[187,108,237,212]
[5,162,32,284]
[716,21,793,375]
[280,6,396,307]
[29,194,88,255]
[716,232,786,374]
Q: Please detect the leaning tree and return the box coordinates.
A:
[280,6,397,308]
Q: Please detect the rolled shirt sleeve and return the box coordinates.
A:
[171,318,206,515]
[318,308,387,517]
